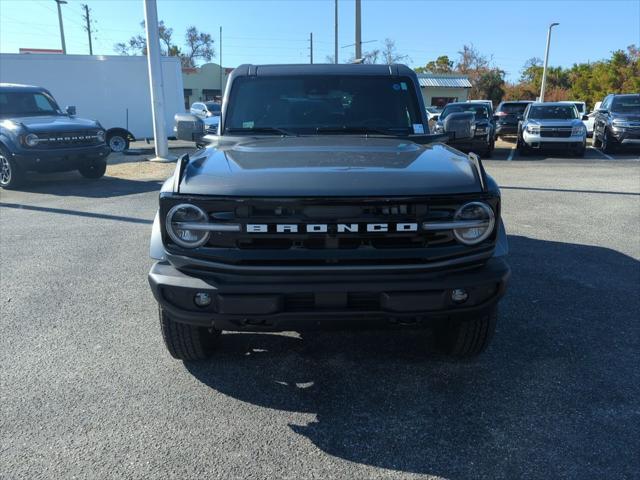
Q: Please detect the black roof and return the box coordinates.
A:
[230,63,416,77]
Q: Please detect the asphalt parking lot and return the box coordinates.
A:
[1,140,639,479]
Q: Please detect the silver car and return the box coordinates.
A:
[517,102,587,156]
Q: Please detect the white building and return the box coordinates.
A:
[417,74,472,108]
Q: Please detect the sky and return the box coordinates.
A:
[0,0,638,82]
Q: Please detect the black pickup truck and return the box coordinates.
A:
[149,64,510,361]
[0,83,110,188]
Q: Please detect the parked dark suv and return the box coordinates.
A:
[593,94,640,153]
[0,83,110,188]
[150,64,510,361]
[494,101,533,138]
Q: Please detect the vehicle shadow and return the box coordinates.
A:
[8,172,164,198]
[185,235,640,478]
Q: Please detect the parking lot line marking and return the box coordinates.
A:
[507,148,516,161]
[588,147,614,160]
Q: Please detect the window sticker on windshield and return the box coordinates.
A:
[400,82,408,91]
[242,121,254,128]
[413,124,424,134]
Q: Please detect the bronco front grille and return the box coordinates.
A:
[35,131,102,148]
[161,195,499,268]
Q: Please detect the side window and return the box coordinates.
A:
[192,103,202,110]
[601,96,611,111]
[34,94,52,111]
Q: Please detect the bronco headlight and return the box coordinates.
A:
[96,130,106,142]
[452,202,495,245]
[24,133,39,147]
[165,204,210,248]
[526,125,540,134]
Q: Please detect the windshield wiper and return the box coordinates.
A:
[315,126,411,136]
[226,127,297,136]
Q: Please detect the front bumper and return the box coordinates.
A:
[522,131,585,149]
[148,257,510,331]
[611,126,640,144]
[448,134,491,153]
[12,144,111,172]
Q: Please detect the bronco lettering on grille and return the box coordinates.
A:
[245,223,419,234]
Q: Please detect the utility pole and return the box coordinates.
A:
[309,32,313,64]
[334,0,338,63]
[143,0,175,162]
[82,4,93,55]
[540,22,559,102]
[54,0,67,54]
[219,26,223,98]
[355,0,361,59]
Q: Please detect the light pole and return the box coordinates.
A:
[539,22,559,102]
[54,0,67,54]
[355,0,361,59]
[143,0,175,162]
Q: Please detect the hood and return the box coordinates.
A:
[9,115,100,132]
[611,112,640,123]
[179,136,485,197]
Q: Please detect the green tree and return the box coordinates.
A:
[415,55,453,74]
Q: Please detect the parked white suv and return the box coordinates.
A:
[517,102,587,156]
[190,101,221,133]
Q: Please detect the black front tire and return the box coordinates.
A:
[0,146,26,189]
[601,129,617,154]
[159,307,220,361]
[435,307,498,357]
[78,159,107,179]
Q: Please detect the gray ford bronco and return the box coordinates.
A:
[149,64,510,361]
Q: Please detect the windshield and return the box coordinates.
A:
[441,104,489,120]
[225,75,422,134]
[528,105,577,120]
[498,103,530,114]
[205,102,221,114]
[0,91,60,117]
[611,95,640,113]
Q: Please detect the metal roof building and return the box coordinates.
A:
[416,73,472,108]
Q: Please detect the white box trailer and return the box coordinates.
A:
[0,53,185,151]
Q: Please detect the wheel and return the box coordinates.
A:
[78,159,107,179]
[159,307,219,361]
[435,307,498,357]
[484,137,495,158]
[601,128,617,154]
[107,132,130,152]
[0,146,25,189]
[516,137,529,156]
[592,129,602,148]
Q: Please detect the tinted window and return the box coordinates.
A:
[225,76,421,133]
[528,105,577,120]
[441,104,489,120]
[498,103,530,114]
[0,91,59,117]
[611,95,640,113]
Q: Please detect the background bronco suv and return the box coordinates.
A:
[0,83,110,188]
[149,64,510,361]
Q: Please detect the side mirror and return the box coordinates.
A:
[582,115,589,121]
[66,105,76,116]
[442,111,474,141]
[174,113,206,143]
